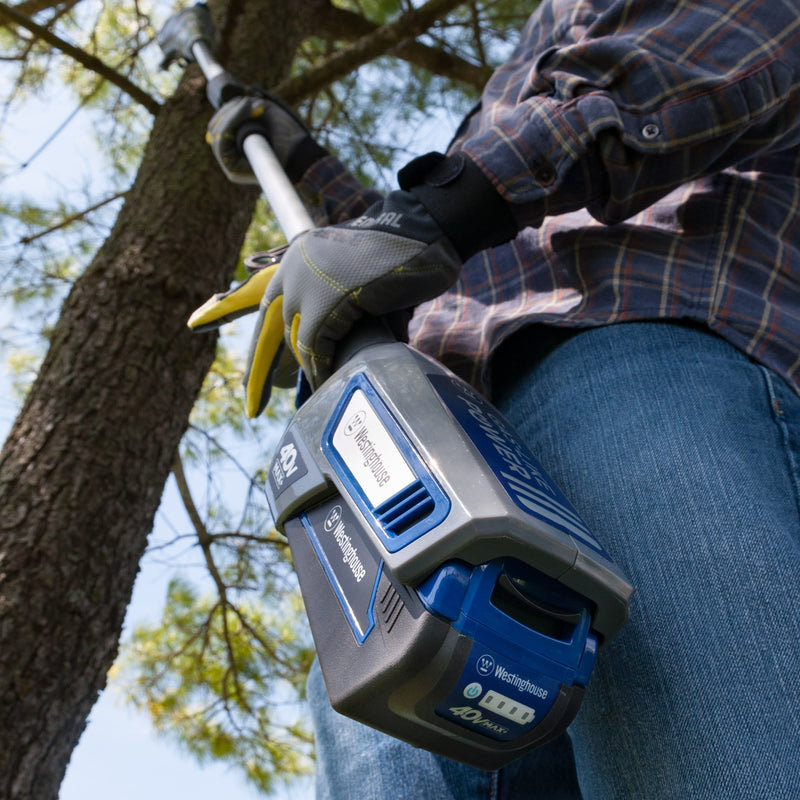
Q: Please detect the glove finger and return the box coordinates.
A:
[272,345,299,389]
[289,306,338,391]
[188,265,277,332]
[244,293,286,418]
[278,233,359,389]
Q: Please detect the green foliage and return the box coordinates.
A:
[4,347,42,404]
[119,573,315,794]
[185,334,295,446]
[56,1,171,177]
[333,0,402,23]
[0,191,123,378]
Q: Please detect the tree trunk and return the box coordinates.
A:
[0,1,312,796]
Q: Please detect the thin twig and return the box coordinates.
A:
[0,1,160,114]
[18,190,128,245]
[171,452,227,598]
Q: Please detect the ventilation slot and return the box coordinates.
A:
[375,481,435,536]
[379,583,404,633]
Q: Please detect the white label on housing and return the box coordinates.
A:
[332,389,415,507]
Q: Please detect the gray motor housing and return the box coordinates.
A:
[268,340,631,641]
[266,339,632,767]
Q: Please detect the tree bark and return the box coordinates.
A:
[0,1,310,796]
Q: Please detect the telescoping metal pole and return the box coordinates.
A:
[189,38,315,242]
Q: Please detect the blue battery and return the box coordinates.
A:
[418,557,598,741]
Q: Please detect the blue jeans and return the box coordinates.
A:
[307,322,800,799]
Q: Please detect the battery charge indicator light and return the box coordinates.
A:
[479,690,535,725]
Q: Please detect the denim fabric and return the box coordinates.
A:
[308,322,800,799]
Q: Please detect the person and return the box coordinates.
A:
[194,0,800,797]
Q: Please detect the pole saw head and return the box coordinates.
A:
[158,3,247,108]
[157,3,215,69]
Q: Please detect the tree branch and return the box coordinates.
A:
[313,3,491,90]
[171,452,228,600]
[212,531,288,548]
[0,0,160,115]
[18,190,128,245]
[13,0,76,16]
[230,605,299,673]
[170,457,300,678]
[276,0,479,105]
[394,37,491,88]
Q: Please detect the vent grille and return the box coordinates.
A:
[374,481,435,536]
[379,582,404,633]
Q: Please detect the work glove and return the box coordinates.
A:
[189,152,518,417]
[206,91,328,184]
[187,247,301,388]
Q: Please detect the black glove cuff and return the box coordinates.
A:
[285,136,330,183]
[398,152,518,260]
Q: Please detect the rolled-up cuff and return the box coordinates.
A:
[398,151,518,259]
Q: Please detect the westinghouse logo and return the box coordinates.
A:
[342,410,392,488]
[323,505,366,583]
[343,411,366,437]
[324,505,343,531]
[477,654,495,676]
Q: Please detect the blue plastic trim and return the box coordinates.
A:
[299,513,383,645]
[322,373,451,552]
[418,558,598,686]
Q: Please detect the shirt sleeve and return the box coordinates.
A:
[295,155,383,227]
[452,0,800,227]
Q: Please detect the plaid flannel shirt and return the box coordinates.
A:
[298,0,800,397]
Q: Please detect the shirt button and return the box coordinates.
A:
[534,165,556,186]
[642,123,660,139]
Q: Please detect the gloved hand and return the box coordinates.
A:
[190,190,461,415]
[189,152,519,417]
[206,91,328,184]
[187,249,301,391]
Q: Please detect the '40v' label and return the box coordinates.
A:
[268,432,308,498]
[446,705,512,738]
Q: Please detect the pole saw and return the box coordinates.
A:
[158,4,632,770]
